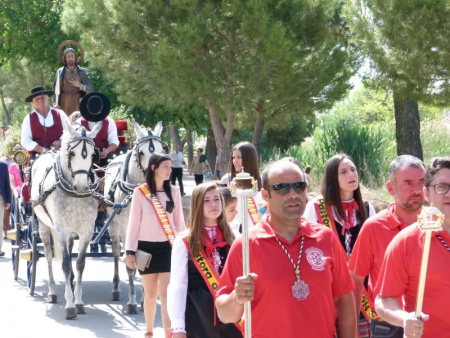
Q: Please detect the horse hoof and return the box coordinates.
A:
[127,304,138,315]
[47,294,57,303]
[66,307,77,320]
[112,291,120,301]
[76,304,86,314]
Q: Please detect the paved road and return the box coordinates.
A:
[0,170,201,338]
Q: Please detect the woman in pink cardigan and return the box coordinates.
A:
[125,153,185,338]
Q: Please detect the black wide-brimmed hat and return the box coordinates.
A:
[79,92,111,122]
[25,86,55,102]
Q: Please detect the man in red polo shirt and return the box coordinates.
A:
[374,156,450,338]
[21,86,68,158]
[349,155,426,337]
[216,159,357,338]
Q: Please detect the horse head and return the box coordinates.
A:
[133,121,166,173]
[60,123,101,194]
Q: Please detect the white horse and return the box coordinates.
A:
[31,123,101,319]
[103,121,165,314]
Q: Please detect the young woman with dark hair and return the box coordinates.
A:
[125,153,185,338]
[303,153,376,337]
[220,141,261,189]
[220,142,262,228]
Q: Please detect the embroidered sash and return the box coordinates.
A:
[247,196,259,225]
[314,198,382,323]
[183,235,242,330]
[139,184,176,246]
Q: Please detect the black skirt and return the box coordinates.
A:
[137,240,172,275]
[185,247,243,338]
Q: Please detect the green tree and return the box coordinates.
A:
[344,0,450,160]
[0,0,69,66]
[62,0,356,176]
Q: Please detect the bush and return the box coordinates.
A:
[263,114,396,190]
[421,117,450,166]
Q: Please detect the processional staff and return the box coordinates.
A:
[415,206,444,318]
[230,168,258,338]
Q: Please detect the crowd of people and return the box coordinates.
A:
[116,141,449,338]
[2,47,448,338]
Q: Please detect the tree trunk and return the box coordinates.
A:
[393,93,423,161]
[186,129,194,168]
[0,90,11,126]
[204,98,234,180]
[168,124,181,150]
[205,126,217,177]
[252,115,265,154]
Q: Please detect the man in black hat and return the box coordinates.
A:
[53,47,92,116]
[76,92,119,172]
[21,87,69,157]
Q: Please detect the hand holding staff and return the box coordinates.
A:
[415,206,444,318]
[230,169,258,338]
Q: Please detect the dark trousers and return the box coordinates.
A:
[171,167,184,194]
[194,174,203,185]
[371,319,404,338]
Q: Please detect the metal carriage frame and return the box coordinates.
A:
[7,153,133,296]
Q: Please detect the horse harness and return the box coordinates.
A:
[108,131,165,202]
[32,131,101,213]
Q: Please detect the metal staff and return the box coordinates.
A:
[230,169,258,338]
[415,206,444,318]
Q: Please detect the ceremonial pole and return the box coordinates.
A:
[230,168,258,338]
[415,206,444,318]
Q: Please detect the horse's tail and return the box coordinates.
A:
[51,228,63,262]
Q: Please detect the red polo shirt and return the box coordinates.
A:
[375,225,450,337]
[217,217,354,338]
[349,203,408,305]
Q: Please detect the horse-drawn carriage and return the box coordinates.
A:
[7,119,166,319]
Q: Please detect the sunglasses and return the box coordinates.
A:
[266,181,308,195]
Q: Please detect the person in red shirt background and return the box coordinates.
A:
[349,155,426,337]
[375,156,450,338]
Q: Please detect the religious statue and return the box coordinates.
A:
[53,40,92,116]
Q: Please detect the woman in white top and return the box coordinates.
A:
[304,153,376,256]
[303,153,376,337]
[167,182,242,338]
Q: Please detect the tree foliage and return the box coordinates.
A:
[344,0,450,159]
[0,0,69,67]
[345,0,450,105]
[62,0,356,175]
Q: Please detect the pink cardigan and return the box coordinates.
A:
[125,185,185,252]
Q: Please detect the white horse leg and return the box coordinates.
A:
[73,234,90,315]
[111,235,121,301]
[127,266,138,314]
[58,233,76,320]
[40,225,57,303]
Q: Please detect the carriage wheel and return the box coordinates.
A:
[26,216,39,295]
[9,196,21,280]
[11,222,21,281]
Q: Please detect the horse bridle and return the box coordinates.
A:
[133,129,165,173]
[66,128,96,177]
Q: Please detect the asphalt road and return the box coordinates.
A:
[0,170,200,338]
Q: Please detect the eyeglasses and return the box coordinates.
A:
[266,182,307,195]
[430,183,450,195]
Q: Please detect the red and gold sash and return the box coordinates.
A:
[139,184,176,246]
[183,235,242,330]
[247,196,258,225]
[314,198,382,324]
